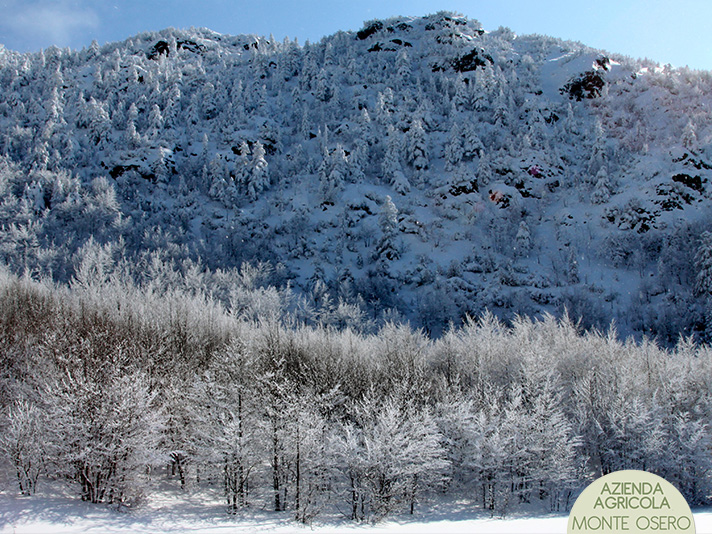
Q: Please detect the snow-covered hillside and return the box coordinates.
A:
[1,11,712,339]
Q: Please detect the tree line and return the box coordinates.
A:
[1,263,710,522]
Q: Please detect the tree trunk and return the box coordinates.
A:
[295,421,301,519]
[272,420,282,511]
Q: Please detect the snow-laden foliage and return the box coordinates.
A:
[0,267,711,518]
[1,12,712,340]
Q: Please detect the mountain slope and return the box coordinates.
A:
[1,11,712,340]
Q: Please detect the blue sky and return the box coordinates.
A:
[1,0,711,70]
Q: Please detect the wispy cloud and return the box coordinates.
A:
[0,1,100,50]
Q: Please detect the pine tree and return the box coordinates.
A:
[405,119,428,172]
[376,87,395,125]
[591,167,611,204]
[375,196,400,262]
[85,97,111,146]
[382,126,409,192]
[147,104,164,139]
[587,119,607,176]
[320,163,344,204]
[477,154,493,186]
[681,119,698,152]
[694,231,712,296]
[445,122,464,171]
[391,170,411,195]
[247,141,269,200]
[396,49,411,84]
[515,221,532,257]
[448,164,476,196]
[453,76,474,111]
[125,118,141,148]
[349,138,367,182]
[314,68,333,103]
[462,122,484,161]
[567,249,580,285]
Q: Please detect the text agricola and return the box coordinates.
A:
[593,481,670,510]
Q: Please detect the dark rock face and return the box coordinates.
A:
[357,21,384,40]
[109,164,142,179]
[177,39,205,54]
[389,22,413,33]
[449,180,479,196]
[656,183,696,211]
[147,40,170,59]
[595,56,611,71]
[673,173,704,192]
[425,13,468,31]
[148,39,205,60]
[367,39,413,52]
[562,71,605,100]
[452,48,494,73]
[674,152,712,170]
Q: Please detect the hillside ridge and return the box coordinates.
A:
[1,11,711,340]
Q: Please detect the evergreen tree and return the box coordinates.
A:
[375,195,400,263]
[147,104,164,139]
[694,231,712,296]
[445,122,464,171]
[567,249,580,285]
[405,119,428,172]
[376,87,395,125]
[396,49,411,84]
[125,118,141,148]
[591,167,611,204]
[515,221,532,257]
[477,154,493,186]
[587,119,607,177]
[681,119,698,152]
[462,122,484,161]
[314,68,333,102]
[247,141,269,200]
[382,126,409,192]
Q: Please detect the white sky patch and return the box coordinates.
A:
[1,1,100,49]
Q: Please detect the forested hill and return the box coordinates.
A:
[2,11,712,340]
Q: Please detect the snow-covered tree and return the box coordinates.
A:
[314,68,334,103]
[382,126,409,192]
[335,396,448,520]
[319,145,348,204]
[681,119,698,152]
[445,122,464,170]
[0,399,48,495]
[375,195,400,263]
[50,370,162,504]
[515,220,532,257]
[695,231,712,296]
[376,87,395,125]
[192,350,261,512]
[591,167,611,204]
[124,117,142,148]
[462,121,484,161]
[396,49,411,84]
[246,141,269,200]
[147,104,164,139]
[405,119,428,172]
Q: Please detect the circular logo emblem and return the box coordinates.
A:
[568,470,695,534]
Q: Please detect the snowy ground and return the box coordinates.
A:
[2,488,712,534]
